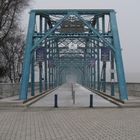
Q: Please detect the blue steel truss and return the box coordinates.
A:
[19,9,128,100]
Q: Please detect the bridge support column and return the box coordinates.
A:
[111,51,115,96]
[110,11,128,100]
[39,62,43,93]
[19,11,36,100]
[44,59,48,91]
[31,52,35,96]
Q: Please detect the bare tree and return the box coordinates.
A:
[0,0,30,82]
[1,25,25,83]
[0,0,29,44]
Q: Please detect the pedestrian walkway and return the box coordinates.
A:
[1,84,140,140]
[1,108,140,140]
[31,83,117,108]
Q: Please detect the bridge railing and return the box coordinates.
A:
[0,82,140,99]
[105,82,140,97]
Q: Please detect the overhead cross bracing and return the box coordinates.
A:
[19,9,128,101]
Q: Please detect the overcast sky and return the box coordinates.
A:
[22,0,140,82]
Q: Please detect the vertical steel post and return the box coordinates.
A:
[39,62,42,93]
[51,69,54,87]
[86,64,88,87]
[48,41,51,89]
[56,41,59,86]
[83,66,85,86]
[97,48,100,90]
[102,15,106,92]
[111,51,115,96]
[31,52,35,96]
[52,42,54,88]
[87,66,89,87]
[48,67,51,88]
[58,66,61,85]
[93,47,96,89]
[19,11,36,100]
[53,45,56,87]
[44,53,47,90]
[85,66,87,87]
[55,66,57,86]
[39,15,43,93]
[90,26,94,89]
[83,56,86,86]
[97,18,100,90]
[90,67,93,88]
[59,71,62,85]
[44,18,48,91]
[110,11,128,100]
[50,41,53,88]
[89,66,91,88]
[54,66,56,87]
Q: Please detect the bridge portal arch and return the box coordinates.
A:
[19,9,128,100]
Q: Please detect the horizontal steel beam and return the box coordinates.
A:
[33,33,112,38]
[31,9,114,15]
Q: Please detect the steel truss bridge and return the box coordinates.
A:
[19,9,128,100]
